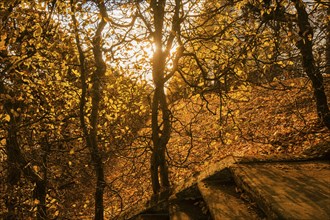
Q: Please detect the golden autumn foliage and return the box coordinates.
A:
[0,0,329,219]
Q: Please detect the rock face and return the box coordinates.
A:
[119,156,330,220]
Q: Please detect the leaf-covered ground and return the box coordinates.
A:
[43,77,328,219]
[167,77,329,183]
[4,76,326,219]
[105,76,329,218]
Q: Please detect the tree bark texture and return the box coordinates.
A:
[5,110,47,219]
[326,6,330,75]
[150,0,171,194]
[71,1,107,219]
[151,87,171,194]
[293,0,330,129]
[5,117,21,220]
[34,180,47,220]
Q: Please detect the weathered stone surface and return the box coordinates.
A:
[133,212,169,220]
[198,180,262,220]
[169,199,208,220]
[231,161,330,220]
[170,156,238,200]
[118,156,329,220]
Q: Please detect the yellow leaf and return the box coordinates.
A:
[0,34,6,50]
[307,34,312,41]
[0,139,6,146]
[4,114,10,122]
[33,25,43,38]
[69,149,75,155]
[236,69,243,75]
[33,165,39,172]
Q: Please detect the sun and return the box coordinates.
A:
[107,37,179,84]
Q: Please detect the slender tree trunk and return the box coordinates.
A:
[34,140,50,220]
[150,0,172,195]
[90,2,108,217]
[326,6,330,75]
[71,1,107,219]
[149,0,182,195]
[5,117,21,220]
[293,0,330,129]
[151,90,161,193]
[34,180,47,220]
[151,86,171,194]
[157,87,171,189]
[5,110,47,219]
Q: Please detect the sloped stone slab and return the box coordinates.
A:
[170,156,238,200]
[198,180,262,220]
[231,161,330,220]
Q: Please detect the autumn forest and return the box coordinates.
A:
[0,0,329,219]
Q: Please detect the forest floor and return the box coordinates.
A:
[106,76,330,218]
[167,76,329,184]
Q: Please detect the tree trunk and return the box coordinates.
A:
[149,0,182,194]
[157,87,171,190]
[5,110,47,219]
[71,1,107,218]
[34,140,49,220]
[293,0,330,129]
[90,4,107,217]
[34,180,47,220]
[5,118,21,220]
[326,6,330,75]
[150,151,161,194]
[150,0,169,195]
[151,86,171,194]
